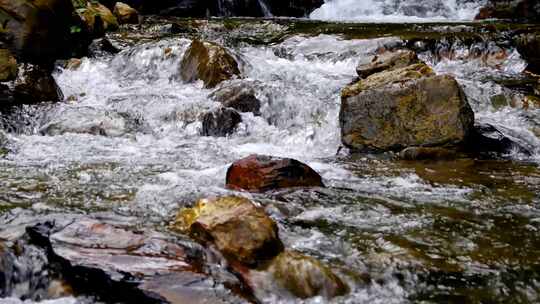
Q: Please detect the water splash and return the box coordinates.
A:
[310,0,486,22]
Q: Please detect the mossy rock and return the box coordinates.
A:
[340,65,474,152]
[0,49,17,82]
[172,196,283,266]
[266,251,349,299]
[78,2,118,36]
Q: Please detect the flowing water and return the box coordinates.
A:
[310,0,486,22]
[1,18,540,303]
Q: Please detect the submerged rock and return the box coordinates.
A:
[209,80,262,115]
[0,49,18,82]
[180,40,241,88]
[39,106,129,137]
[113,2,140,24]
[226,154,324,192]
[245,251,348,300]
[201,107,242,137]
[340,63,474,152]
[356,49,420,79]
[465,123,532,156]
[398,146,459,160]
[172,196,283,266]
[0,0,74,62]
[27,218,247,303]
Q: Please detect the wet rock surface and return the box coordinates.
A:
[113,2,139,24]
[475,0,540,22]
[341,63,475,152]
[209,80,263,115]
[245,251,349,300]
[201,107,242,137]
[356,49,420,79]
[0,64,63,108]
[180,40,241,88]
[24,217,249,303]
[466,123,532,157]
[226,154,325,192]
[172,196,283,266]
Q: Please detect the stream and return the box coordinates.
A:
[1,2,540,303]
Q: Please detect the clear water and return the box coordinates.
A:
[1,25,540,303]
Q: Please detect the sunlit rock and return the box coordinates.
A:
[209,80,263,115]
[172,196,283,266]
[0,0,74,62]
[78,2,119,37]
[356,49,420,79]
[226,154,325,192]
[201,107,242,137]
[340,63,474,152]
[39,106,128,137]
[113,2,139,24]
[244,250,349,300]
[180,40,241,88]
[0,49,17,82]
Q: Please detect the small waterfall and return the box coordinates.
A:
[310,0,487,21]
[257,0,273,17]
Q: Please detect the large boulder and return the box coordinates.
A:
[340,63,475,152]
[180,40,241,88]
[0,49,17,82]
[208,80,262,115]
[245,251,348,300]
[172,196,283,266]
[0,0,75,62]
[356,49,420,79]
[226,154,324,192]
[201,107,242,137]
[113,2,139,24]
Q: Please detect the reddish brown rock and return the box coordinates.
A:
[226,154,324,192]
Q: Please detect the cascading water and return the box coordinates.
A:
[310,0,487,21]
[1,19,540,304]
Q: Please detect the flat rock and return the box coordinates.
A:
[356,49,420,79]
[26,218,248,303]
